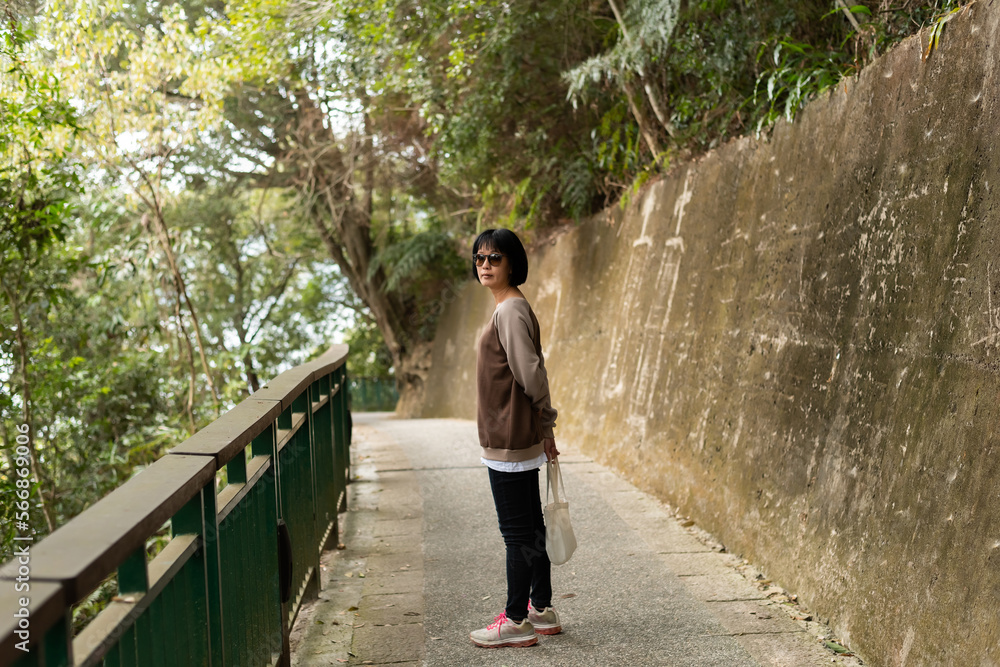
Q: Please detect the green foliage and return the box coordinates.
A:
[343,316,393,381]
[921,2,968,60]
[368,230,464,294]
[1,11,86,559]
[369,0,615,228]
[163,185,347,392]
[0,14,81,257]
[564,0,680,105]
[743,1,967,134]
[368,226,468,343]
[593,101,645,186]
[0,3,352,565]
[751,37,855,134]
[478,176,553,231]
[559,156,597,222]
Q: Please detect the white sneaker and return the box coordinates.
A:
[528,602,562,635]
[469,611,538,648]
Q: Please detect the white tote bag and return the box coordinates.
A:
[544,459,577,565]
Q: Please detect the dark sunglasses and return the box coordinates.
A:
[473,252,505,267]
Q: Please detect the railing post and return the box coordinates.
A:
[171,490,218,667]
[40,616,71,667]
[336,366,351,511]
[295,388,322,608]
[311,374,337,551]
[119,547,153,667]
[253,424,289,667]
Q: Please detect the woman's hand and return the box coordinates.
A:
[543,437,560,461]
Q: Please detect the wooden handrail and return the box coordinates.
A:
[251,344,349,411]
[168,399,283,468]
[0,455,215,602]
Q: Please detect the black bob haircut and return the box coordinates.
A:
[472,228,529,287]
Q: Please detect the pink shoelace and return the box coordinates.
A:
[487,612,508,630]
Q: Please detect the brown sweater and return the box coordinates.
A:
[476,297,558,462]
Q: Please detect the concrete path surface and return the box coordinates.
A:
[290,414,864,666]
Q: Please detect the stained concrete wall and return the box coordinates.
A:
[421,7,1000,665]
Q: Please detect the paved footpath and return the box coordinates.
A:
[290,414,864,667]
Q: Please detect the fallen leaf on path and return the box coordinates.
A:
[824,641,852,655]
[560,593,577,599]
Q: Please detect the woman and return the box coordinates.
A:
[468,228,563,648]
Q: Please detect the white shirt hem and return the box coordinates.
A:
[481,452,548,473]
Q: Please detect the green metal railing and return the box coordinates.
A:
[0,345,352,667]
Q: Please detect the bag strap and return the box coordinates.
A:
[547,459,565,504]
[546,460,551,502]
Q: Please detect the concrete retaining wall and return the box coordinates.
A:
[421,6,1000,665]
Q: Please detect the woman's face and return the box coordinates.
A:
[476,246,510,289]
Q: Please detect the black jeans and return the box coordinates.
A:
[488,467,552,623]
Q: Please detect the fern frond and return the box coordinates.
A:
[563,0,679,106]
[559,156,596,220]
[370,231,462,293]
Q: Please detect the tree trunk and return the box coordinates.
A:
[607,0,676,139]
[234,320,261,394]
[288,91,432,415]
[244,353,261,393]
[173,290,199,434]
[623,79,663,157]
[224,219,261,395]
[148,211,221,415]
